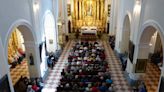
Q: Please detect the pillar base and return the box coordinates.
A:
[124,71,145,87]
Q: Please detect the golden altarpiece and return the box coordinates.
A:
[71,0,107,33]
[8,29,24,63]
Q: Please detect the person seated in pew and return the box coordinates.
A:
[91,83,99,92]
[27,85,35,92]
[32,82,39,92]
[99,82,108,92]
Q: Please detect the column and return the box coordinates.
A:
[81,1,84,26]
[126,43,149,81]
[24,41,41,78]
[95,0,97,20]
[79,0,81,20]
[0,37,13,92]
[97,0,99,20]
[74,0,76,19]
[101,0,104,20]
[75,0,78,29]
[75,0,78,20]
[100,0,103,20]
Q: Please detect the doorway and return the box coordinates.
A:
[121,15,131,53]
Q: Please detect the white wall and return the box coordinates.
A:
[53,0,60,50]
[134,0,164,64]
[113,0,164,76]
[110,0,118,35]
[140,0,164,34]
[38,0,58,78]
[0,0,34,81]
[44,11,57,53]
[37,0,53,43]
[0,0,57,91]
[0,0,32,45]
[0,37,8,79]
[114,0,134,53]
[138,0,164,79]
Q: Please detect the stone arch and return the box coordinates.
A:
[120,13,131,53]
[4,19,40,91]
[137,20,164,66]
[43,10,57,53]
[5,19,37,56]
[136,20,164,92]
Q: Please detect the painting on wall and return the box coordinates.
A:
[129,40,135,63]
[135,59,147,73]
[49,39,53,44]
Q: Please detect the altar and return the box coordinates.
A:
[80,26,97,35]
[80,26,97,40]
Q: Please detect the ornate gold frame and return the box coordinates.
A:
[71,0,107,32]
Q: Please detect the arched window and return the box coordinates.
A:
[44,11,57,52]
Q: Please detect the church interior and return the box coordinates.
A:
[0,0,164,92]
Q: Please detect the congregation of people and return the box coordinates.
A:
[26,77,43,92]
[14,76,43,92]
[8,48,26,68]
[57,41,114,92]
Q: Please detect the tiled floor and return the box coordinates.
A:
[10,59,29,85]
[103,41,132,92]
[42,40,73,92]
[144,62,161,92]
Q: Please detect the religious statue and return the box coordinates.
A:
[29,53,34,65]
[84,0,93,16]
[86,3,92,16]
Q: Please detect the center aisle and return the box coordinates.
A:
[103,41,132,92]
[42,40,74,92]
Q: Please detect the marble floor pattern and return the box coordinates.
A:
[42,40,73,92]
[10,59,29,85]
[104,40,161,92]
[144,62,161,92]
[103,41,132,92]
